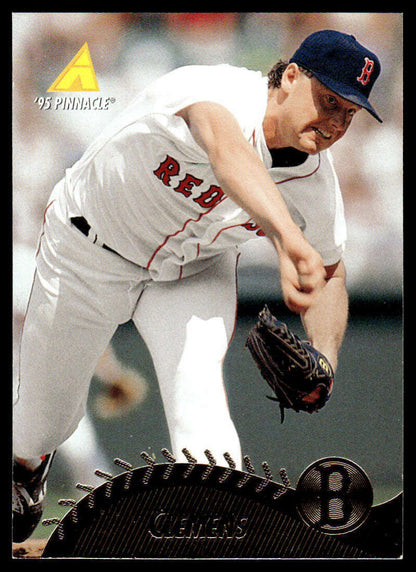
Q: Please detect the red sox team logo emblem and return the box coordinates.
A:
[357,57,375,86]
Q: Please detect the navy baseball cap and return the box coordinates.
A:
[290,30,382,122]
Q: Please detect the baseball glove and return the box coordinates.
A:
[246,305,334,422]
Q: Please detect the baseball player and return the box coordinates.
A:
[13,30,381,542]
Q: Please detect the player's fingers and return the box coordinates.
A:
[282,281,318,314]
[297,273,324,294]
[296,259,326,294]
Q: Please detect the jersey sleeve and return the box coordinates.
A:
[268,150,347,266]
[312,150,347,265]
[126,64,268,144]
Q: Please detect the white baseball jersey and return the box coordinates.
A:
[59,64,346,281]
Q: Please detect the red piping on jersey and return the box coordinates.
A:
[194,157,322,252]
[19,199,57,393]
[207,219,253,247]
[146,195,228,271]
[35,199,56,257]
[194,218,253,258]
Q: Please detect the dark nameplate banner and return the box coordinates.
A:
[42,452,402,559]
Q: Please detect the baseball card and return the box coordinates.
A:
[12,12,403,560]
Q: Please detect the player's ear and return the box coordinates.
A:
[280,63,301,94]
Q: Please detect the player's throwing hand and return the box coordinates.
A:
[274,228,326,314]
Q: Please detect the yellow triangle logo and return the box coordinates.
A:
[47,43,99,92]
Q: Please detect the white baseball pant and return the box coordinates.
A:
[13,196,242,469]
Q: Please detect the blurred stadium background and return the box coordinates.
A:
[12,13,402,539]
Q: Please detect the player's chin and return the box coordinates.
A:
[297,130,331,154]
[294,136,320,155]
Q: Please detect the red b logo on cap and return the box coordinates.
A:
[357,57,375,86]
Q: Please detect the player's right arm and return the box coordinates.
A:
[176,101,326,314]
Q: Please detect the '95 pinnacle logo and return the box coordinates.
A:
[48,42,99,92]
[34,95,116,111]
[33,42,116,111]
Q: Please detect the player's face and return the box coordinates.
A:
[268,64,361,154]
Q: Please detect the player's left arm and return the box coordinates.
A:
[300,259,348,372]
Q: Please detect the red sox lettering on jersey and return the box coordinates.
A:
[153,154,265,235]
